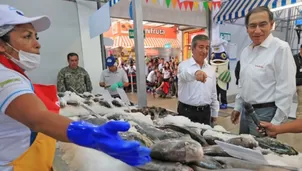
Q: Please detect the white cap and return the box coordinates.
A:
[0,5,51,36]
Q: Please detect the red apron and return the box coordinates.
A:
[0,55,59,170]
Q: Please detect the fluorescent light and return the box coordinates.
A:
[270,2,302,12]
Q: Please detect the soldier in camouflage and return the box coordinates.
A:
[57,52,92,93]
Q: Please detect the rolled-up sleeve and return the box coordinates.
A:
[271,45,296,125]
[0,72,34,113]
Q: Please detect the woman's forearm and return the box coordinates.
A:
[276,119,302,134]
[33,111,72,142]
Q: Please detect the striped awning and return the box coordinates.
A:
[112,36,180,48]
[214,0,299,23]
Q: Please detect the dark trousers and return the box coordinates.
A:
[216,85,227,104]
[177,102,211,125]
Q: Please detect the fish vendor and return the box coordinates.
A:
[0,5,150,171]
[231,6,296,137]
[177,34,219,125]
[99,55,130,98]
[259,119,302,137]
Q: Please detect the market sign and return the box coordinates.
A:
[129,29,146,39]
[145,28,166,35]
[220,32,231,42]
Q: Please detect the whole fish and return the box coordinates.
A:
[119,131,154,147]
[226,137,258,149]
[150,139,204,163]
[135,160,193,171]
[134,123,185,141]
[57,92,65,98]
[85,117,108,125]
[66,100,80,106]
[203,135,224,145]
[111,100,123,107]
[99,100,112,108]
[106,113,185,141]
[255,137,298,156]
[83,100,93,106]
[190,155,225,170]
[160,124,208,146]
[213,157,298,171]
[203,145,231,157]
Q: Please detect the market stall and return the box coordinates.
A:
[53,91,302,171]
[104,21,181,61]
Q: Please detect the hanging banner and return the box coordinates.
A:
[158,0,164,6]
[166,0,172,7]
[129,1,133,20]
[146,0,221,11]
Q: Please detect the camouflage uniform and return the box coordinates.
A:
[57,66,92,93]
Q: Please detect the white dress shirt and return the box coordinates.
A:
[234,34,296,125]
[178,57,220,117]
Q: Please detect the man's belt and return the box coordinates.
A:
[252,102,276,109]
[179,101,210,111]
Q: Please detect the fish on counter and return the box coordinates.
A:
[255,137,298,156]
[203,145,231,157]
[84,117,108,125]
[135,160,193,171]
[190,155,225,170]
[129,106,177,120]
[160,124,208,147]
[212,157,299,171]
[120,131,154,148]
[150,139,204,163]
[98,100,112,108]
[203,135,224,145]
[134,122,185,141]
[226,137,258,149]
[66,100,80,106]
[111,100,124,107]
[83,100,94,106]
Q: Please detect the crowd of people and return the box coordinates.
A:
[118,56,180,98]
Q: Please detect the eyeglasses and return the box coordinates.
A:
[247,22,269,30]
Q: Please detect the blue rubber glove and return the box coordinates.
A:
[67,120,151,166]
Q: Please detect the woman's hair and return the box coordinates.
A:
[0,33,10,43]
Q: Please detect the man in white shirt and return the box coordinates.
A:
[231,6,296,136]
[177,34,219,125]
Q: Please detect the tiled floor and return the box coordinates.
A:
[128,93,302,152]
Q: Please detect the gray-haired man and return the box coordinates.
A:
[177,34,219,125]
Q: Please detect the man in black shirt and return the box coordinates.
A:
[293,45,302,118]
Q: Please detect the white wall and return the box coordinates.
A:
[76,0,103,94]
[1,0,84,85]
[1,0,103,94]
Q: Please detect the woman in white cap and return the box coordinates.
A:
[0,5,150,171]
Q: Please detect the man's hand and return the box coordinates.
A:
[211,117,217,123]
[257,121,279,137]
[195,70,207,83]
[231,110,240,124]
